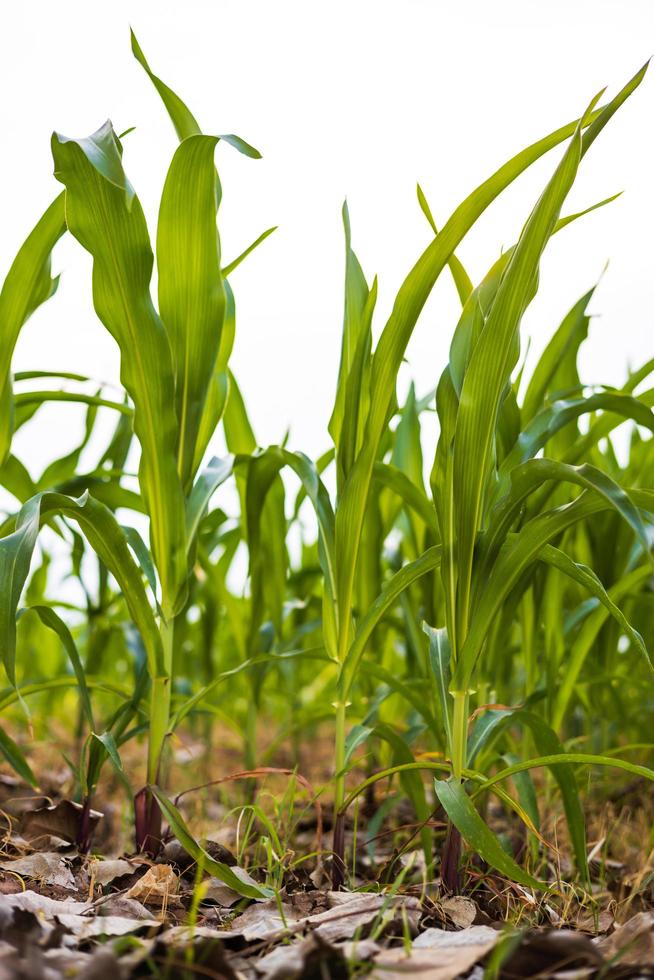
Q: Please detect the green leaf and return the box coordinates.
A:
[192,283,236,476]
[130,29,201,140]
[217,133,262,159]
[344,723,374,765]
[373,722,433,867]
[451,101,587,650]
[14,390,132,417]
[423,623,452,751]
[223,370,257,455]
[150,785,274,899]
[92,730,124,770]
[52,122,187,614]
[521,287,594,421]
[0,724,37,788]
[538,544,651,675]
[339,546,441,697]
[334,95,613,668]
[130,30,261,157]
[0,455,36,503]
[481,457,652,578]
[552,563,652,729]
[453,487,654,691]
[373,462,438,534]
[186,455,234,550]
[359,662,441,739]
[474,753,654,797]
[329,201,374,490]
[0,492,162,686]
[416,182,473,303]
[21,605,94,729]
[239,450,288,642]
[434,777,545,889]
[504,392,654,473]
[222,226,277,277]
[237,446,336,618]
[87,730,132,797]
[0,195,66,463]
[121,525,159,602]
[37,396,99,491]
[157,134,225,489]
[467,707,588,884]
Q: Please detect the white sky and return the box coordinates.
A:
[1,0,653,480]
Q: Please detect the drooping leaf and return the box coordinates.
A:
[467,707,589,883]
[0,195,66,463]
[0,723,38,788]
[150,785,274,899]
[434,777,545,889]
[21,605,94,729]
[0,492,162,687]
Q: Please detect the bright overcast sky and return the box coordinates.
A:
[1,0,653,478]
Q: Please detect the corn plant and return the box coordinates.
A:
[0,35,275,871]
[320,67,654,883]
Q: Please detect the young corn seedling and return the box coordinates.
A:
[421,70,654,888]
[234,64,654,887]
[0,35,273,883]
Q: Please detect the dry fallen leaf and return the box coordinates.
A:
[91,858,141,888]
[20,800,103,846]
[222,901,302,941]
[201,876,243,907]
[0,852,75,890]
[26,946,123,979]
[125,864,179,906]
[440,895,477,929]
[0,890,159,941]
[503,929,603,977]
[254,932,347,979]
[597,911,654,967]
[309,893,420,943]
[575,908,614,935]
[96,896,154,921]
[372,926,499,980]
[222,890,419,946]
[161,837,236,873]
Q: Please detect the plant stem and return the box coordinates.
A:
[147,616,175,785]
[332,586,351,884]
[244,697,258,772]
[451,690,469,782]
[443,690,469,892]
[332,691,347,887]
[334,693,347,811]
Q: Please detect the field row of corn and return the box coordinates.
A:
[1,36,653,898]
